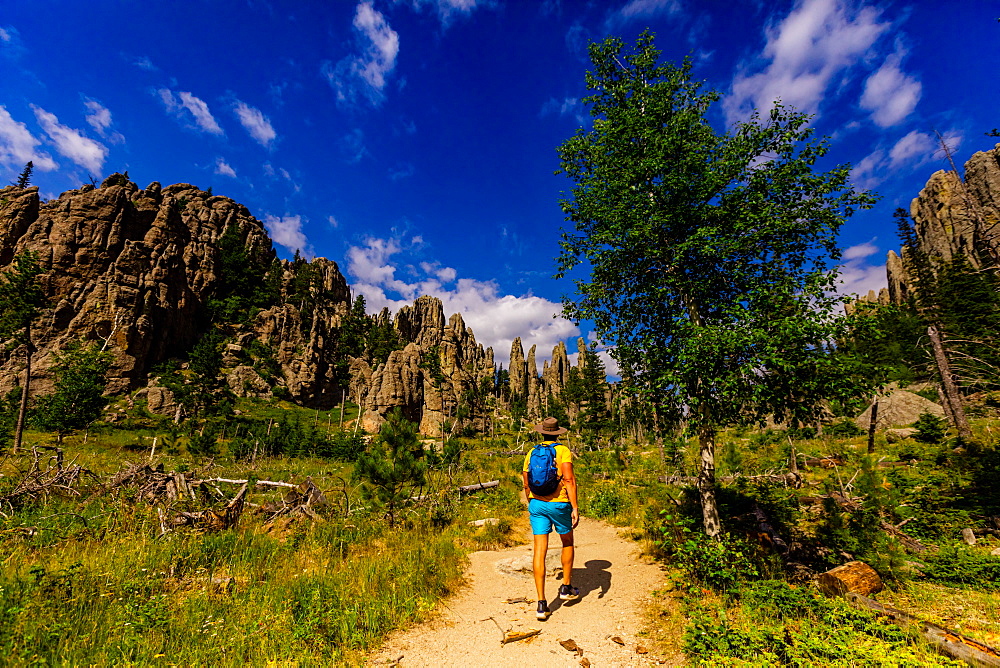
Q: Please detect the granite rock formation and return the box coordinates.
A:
[0,174,609,436]
[886,143,1000,302]
[0,174,351,405]
[360,296,496,436]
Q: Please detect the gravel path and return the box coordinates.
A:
[369,516,674,667]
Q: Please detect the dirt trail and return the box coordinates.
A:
[369,517,674,667]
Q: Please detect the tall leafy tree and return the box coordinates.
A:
[556,33,876,536]
[0,251,47,452]
[33,341,112,443]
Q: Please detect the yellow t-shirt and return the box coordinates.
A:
[522,442,573,503]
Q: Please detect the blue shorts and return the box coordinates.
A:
[528,499,573,535]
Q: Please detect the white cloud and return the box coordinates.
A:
[234,101,276,147]
[388,161,414,181]
[724,0,889,125]
[838,243,887,300]
[540,96,586,125]
[842,239,878,261]
[341,128,368,163]
[264,214,312,256]
[404,0,483,26]
[328,215,339,228]
[346,236,580,362]
[127,54,158,71]
[215,158,237,177]
[888,130,936,169]
[157,89,223,135]
[324,2,399,105]
[860,49,921,127]
[32,106,107,173]
[0,27,11,42]
[616,0,682,20]
[0,105,57,172]
[850,129,962,190]
[83,99,112,133]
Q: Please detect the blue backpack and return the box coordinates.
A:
[527,443,562,496]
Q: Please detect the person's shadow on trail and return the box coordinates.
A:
[551,559,612,611]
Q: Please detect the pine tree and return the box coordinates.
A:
[353,409,427,526]
[14,161,33,189]
[0,251,47,452]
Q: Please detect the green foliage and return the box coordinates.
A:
[934,254,1000,389]
[0,250,46,347]
[921,544,1000,590]
[207,223,279,324]
[816,457,906,575]
[353,410,427,525]
[913,412,947,443]
[585,484,630,519]
[419,346,446,386]
[787,425,818,440]
[827,418,863,437]
[159,330,233,420]
[32,341,112,441]
[425,437,462,470]
[656,513,761,594]
[682,582,960,666]
[186,422,220,457]
[0,388,20,453]
[556,32,877,437]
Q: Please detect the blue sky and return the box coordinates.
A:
[1,0,997,374]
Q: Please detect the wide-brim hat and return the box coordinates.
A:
[534,417,568,436]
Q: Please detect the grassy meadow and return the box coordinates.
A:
[1,396,999,666]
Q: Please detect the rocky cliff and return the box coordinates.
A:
[0,174,352,405]
[0,174,608,435]
[886,142,1000,302]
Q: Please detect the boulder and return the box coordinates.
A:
[855,389,944,430]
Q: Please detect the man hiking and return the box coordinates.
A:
[522,417,580,621]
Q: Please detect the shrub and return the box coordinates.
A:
[586,485,630,519]
[921,544,1000,590]
[657,513,761,594]
[826,418,863,437]
[912,412,947,443]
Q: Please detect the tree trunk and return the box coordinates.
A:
[867,399,878,454]
[698,425,721,538]
[13,328,32,454]
[928,325,972,439]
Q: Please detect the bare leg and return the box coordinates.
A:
[533,533,549,601]
[559,530,575,586]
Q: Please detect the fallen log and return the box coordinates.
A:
[196,477,299,489]
[846,593,1000,667]
[802,456,845,469]
[457,480,500,494]
[408,480,500,502]
[817,561,883,597]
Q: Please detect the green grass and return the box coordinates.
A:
[5,404,1000,665]
[0,416,526,666]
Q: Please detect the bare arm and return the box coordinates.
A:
[560,460,579,528]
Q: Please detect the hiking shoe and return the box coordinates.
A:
[558,584,580,601]
[536,600,550,621]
